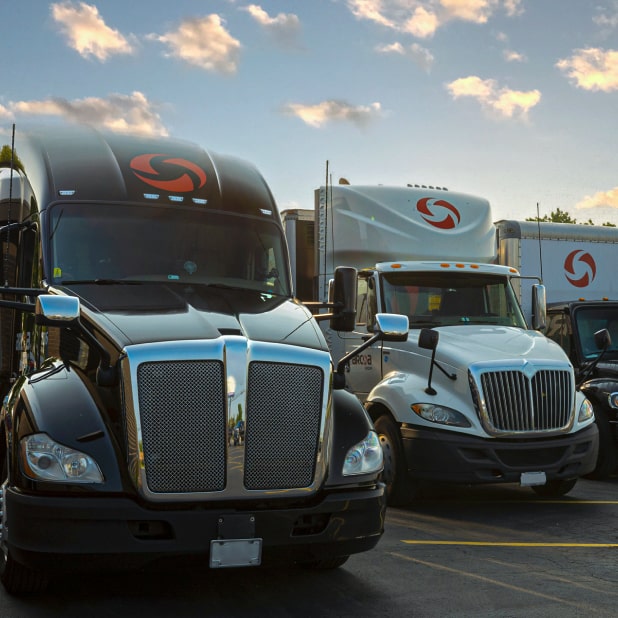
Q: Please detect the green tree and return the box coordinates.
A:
[0,144,25,173]
[526,207,615,227]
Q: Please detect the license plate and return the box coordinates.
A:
[209,538,262,568]
[520,471,547,486]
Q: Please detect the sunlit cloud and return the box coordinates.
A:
[446,75,541,119]
[243,4,302,48]
[7,92,168,136]
[282,100,382,128]
[150,15,241,74]
[0,104,11,120]
[576,187,618,210]
[346,0,523,38]
[556,48,618,92]
[51,1,134,61]
[376,41,435,71]
[504,49,526,62]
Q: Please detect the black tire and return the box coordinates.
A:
[374,414,416,507]
[531,478,577,498]
[299,556,349,570]
[0,451,48,595]
[584,406,618,480]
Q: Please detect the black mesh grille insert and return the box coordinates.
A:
[137,360,226,493]
[244,362,323,490]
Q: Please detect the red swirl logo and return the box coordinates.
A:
[564,249,596,288]
[130,154,207,192]
[417,197,461,229]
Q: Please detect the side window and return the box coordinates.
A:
[546,313,572,358]
[356,277,369,327]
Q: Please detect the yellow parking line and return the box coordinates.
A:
[402,540,618,547]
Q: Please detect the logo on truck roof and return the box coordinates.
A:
[564,249,596,288]
[416,197,460,229]
[129,154,207,192]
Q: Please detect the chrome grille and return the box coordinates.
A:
[244,362,323,490]
[477,368,574,434]
[137,360,226,493]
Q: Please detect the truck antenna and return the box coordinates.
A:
[536,201,544,282]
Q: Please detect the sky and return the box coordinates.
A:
[1,1,617,224]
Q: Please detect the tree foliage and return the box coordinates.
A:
[526,207,616,227]
[0,144,25,173]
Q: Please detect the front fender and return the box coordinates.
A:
[8,361,123,491]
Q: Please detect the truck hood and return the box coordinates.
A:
[415,325,570,368]
[65,282,325,351]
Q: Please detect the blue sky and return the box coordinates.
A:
[1,1,617,223]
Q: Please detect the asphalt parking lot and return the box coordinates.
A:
[2,477,617,618]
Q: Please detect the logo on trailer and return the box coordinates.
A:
[130,154,207,192]
[416,197,461,229]
[564,249,596,288]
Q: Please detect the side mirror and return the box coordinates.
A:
[35,295,80,326]
[329,266,357,332]
[373,313,408,342]
[418,327,439,351]
[531,284,547,331]
[594,328,611,350]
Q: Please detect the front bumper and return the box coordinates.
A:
[400,423,599,484]
[6,484,386,572]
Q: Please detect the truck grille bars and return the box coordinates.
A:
[121,338,329,501]
[470,364,575,435]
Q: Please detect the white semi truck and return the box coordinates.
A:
[283,183,599,505]
[496,220,618,479]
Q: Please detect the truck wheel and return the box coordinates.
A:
[374,415,415,507]
[584,406,618,480]
[531,478,577,498]
[0,455,48,595]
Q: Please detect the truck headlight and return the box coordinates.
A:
[608,393,618,409]
[343,431,383,476]
[20,433,104,483]
[578,398,594,422]
[411,403,472,427]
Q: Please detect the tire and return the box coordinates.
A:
[584,405,618,480]
[531,478,577,498]
[0,451,48,595]
[374,415,416,507]
[299,556,349,570]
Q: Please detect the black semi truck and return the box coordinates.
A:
[0,123,406,594]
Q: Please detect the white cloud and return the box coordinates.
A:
[51,1,134,61]
[8,92,168,136]
[151,15,241,74]
[0,104,11,120]
[346,0,522,38]
[282,100,382,128]
[446,75,541,119]
[556,48,618,92]
[376,41,434,71]
[243,4,302,48]
[593,2,618,31]
[576,187,618,210]
[503,49,526,62]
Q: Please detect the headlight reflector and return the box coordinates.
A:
[20,433,104,483]
[343,431,383,476]
[578,397,594,422]
[411,403,471,427]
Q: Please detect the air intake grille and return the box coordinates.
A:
[244,362,323,489]
[479,369,573,433]
[137,360,226,493]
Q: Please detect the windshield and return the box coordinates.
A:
[572,307,618,360]
[380,271,527,328]
[47,203,291,296]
